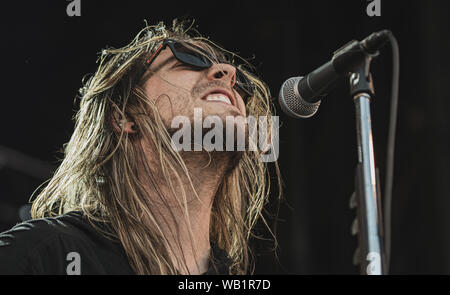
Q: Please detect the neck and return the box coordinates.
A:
[141,150,238,274]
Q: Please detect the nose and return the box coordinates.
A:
[205,63,237,88]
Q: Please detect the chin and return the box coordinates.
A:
[166,104,249,154]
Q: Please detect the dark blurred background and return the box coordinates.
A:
[0,0,449,274]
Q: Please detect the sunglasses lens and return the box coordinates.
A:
[173,43,211,68]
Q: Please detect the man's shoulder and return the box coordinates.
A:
[0,211,101,274]
[0,211,86,248]
[0,211,133,274]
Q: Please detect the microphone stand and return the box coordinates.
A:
[350,54,385,275]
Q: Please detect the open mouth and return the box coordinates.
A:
[201,89,235,107]
[204,93,232,105]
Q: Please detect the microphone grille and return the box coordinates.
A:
[278,76,321,119]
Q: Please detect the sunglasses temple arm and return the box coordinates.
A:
[145,43,165,66]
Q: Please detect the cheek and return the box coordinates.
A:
[235,93,247,117]
[143,76,195,127]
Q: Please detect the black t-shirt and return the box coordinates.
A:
[0,211,231,275]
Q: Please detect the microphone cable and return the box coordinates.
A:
[382,30,400,274]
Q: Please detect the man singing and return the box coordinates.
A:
[0,20,281,275]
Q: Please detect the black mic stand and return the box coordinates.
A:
[350,54,385,275]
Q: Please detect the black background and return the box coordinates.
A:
[0,0,449,274]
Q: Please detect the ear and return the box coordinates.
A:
[111,109,138,134]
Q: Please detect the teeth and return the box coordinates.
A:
[205,94,232,105]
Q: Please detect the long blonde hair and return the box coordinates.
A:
[31,19,282,274]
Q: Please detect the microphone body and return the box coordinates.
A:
[279,30,390,118]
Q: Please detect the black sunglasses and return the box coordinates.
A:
[144,39,255,101]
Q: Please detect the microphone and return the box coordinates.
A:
[279,30,391,118]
